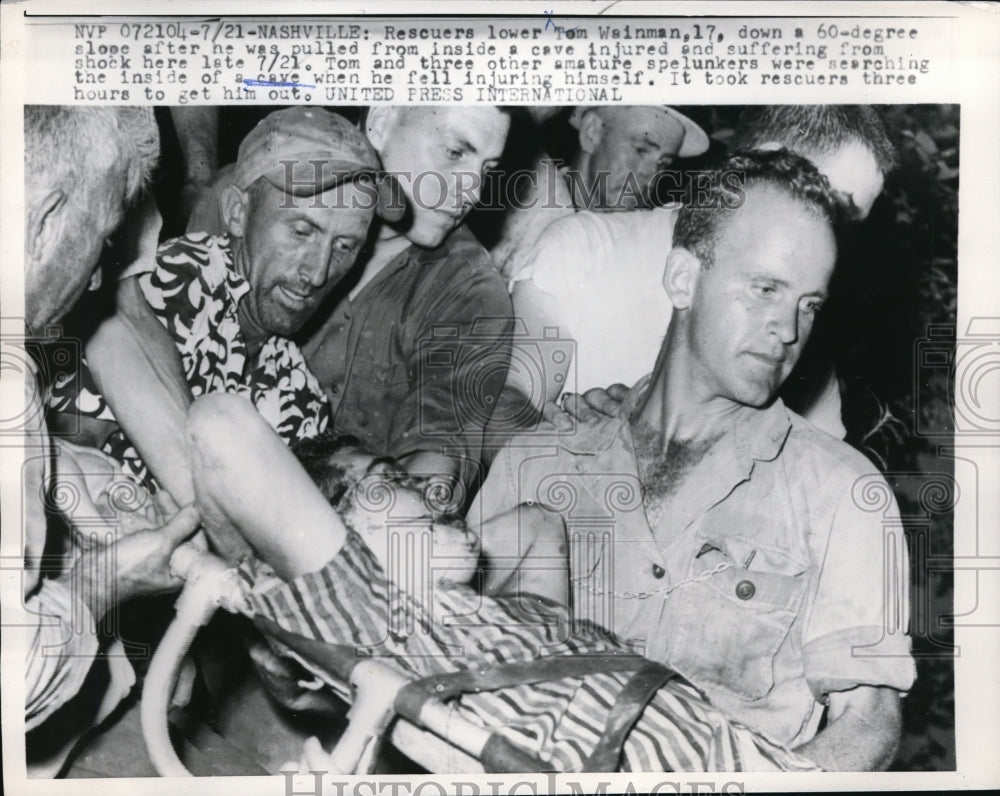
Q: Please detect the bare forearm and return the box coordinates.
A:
[86,286,196,503]
[794,687,902,771]
[170,106,219,186]
[187,394,347,579]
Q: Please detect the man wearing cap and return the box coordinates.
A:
[491,105,709,283]
[49,107,392,510]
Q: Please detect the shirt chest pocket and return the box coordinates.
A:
[666,545,806,702]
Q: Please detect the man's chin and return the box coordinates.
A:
[406,215,460,248]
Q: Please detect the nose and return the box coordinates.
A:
[296,260,326,290]
[452,169,483,214]
[296,242,340,290]
[770,302,799,346]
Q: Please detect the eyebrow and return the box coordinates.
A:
[743,272,829,300]
[288,213,326,233]
[439,125,478,155]
[630,133,663,149]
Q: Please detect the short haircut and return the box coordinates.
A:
[291,430,464,526]
[730,105,896,176]
[673,148,842,269]
[24,106,159,203]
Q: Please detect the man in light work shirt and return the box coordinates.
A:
[17,105,200,774]
[509,105,896,438]
[491,105,709,282]
[470,150,916,770]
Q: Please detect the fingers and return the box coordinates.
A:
[154,488,180,516]
[157,503,202,547]
[606,383,630,402]
[559,393,602,424]
[582,387,624,417]
[540,399,574,431]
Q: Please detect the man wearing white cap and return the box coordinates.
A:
[491,105,709,283]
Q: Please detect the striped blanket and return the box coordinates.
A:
[237,532,820,773]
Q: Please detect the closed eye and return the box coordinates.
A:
[333,238,360,254]
[751,282,779,299]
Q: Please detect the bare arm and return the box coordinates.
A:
[793,685,903,771]
[187,393,348,580]
[86,276,196,503]
[508,279,573,412]
[170,106,220,221]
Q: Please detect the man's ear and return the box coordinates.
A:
[662,247,702,310]
[26,189,68,264]
[365,106,399,152]
[220,184,250,238]
[576,110,606,154]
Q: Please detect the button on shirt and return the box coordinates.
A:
[302,225,514,492]
[470,375,916,747]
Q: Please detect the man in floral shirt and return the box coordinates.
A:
[49,108,402,508]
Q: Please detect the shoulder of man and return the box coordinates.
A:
[414,225,512,311]
[427,224,498,275]
[499,411,624,465]
[783,409,891,499]
[530,206,678,279]
[143,232,233,285]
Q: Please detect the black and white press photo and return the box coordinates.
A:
[1,4,996,794]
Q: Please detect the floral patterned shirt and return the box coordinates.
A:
[49,233,329,489]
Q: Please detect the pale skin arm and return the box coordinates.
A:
[85,276,196,504]
[170,106,220,220]
[186,393,348,581]
[793,685,903,771]
[509,279,574,413]
[471,503,569,607]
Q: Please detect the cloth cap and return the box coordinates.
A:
[234,107,404,221]
[569,105,710,158]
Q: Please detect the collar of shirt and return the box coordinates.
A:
[562,375,791,461]
[216,234,254,309]
[555,374,795,544]
[350,224,486,307]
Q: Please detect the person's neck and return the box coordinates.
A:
[568,153,593,211]
[231,237,267,360]
[631,328,745,453]
[349,223,412,300]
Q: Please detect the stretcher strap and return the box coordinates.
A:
[580,660,679,772]
[396,654,677,773]
[393,653,650,717]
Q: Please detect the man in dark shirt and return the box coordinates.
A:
[302,106,515,505]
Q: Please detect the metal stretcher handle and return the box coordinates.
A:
[254,616,677,773]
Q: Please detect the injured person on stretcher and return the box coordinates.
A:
[186,393,821,773]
